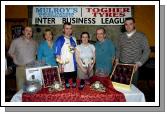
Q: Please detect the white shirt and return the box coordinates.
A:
[126,29,136,38]
[61,37,76,72]
[76,43,95,67]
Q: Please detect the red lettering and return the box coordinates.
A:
[86,7,130,17]
[108,13,113,17]
[92,12,97,17]
[120,12,125,17]
[101,8,108,12]
[86,8,92,12]
[123,8,130,12]
[92,8,100,13]
[113,12,119,17]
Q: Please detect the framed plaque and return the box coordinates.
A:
[42,66,62,88]
[110,63,135,91]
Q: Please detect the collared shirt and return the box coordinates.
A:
[8,36,37,65]
[95,38,115,75]
[126,29,136,38]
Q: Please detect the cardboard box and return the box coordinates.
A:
[110,63,135,91]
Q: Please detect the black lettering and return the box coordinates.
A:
[109,18,114,24]
[92,18,96,24]
[51,18,55,24]
[35,18,42,24]
[62,18,67,23]
[35,18,56,24]
[61,18,96,25]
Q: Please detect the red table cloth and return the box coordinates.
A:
[22,76,126,102]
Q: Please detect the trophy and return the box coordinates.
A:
[81,58,94,78]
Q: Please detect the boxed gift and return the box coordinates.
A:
[25,65,51,85]
[42,66,62,88]
[110,63,135,91]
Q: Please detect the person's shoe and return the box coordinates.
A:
[85,80,90,85]
[78,84,84,90]
[65,83,70,89]
[72,82,76,88]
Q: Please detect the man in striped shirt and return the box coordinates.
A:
[115,17,150,87]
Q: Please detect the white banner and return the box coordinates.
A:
[32,6,131,25]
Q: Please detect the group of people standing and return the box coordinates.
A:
[8,17,150,91]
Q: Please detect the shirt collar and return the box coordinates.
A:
[126,29,136,38]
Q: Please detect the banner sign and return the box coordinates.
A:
[32,6,132,25]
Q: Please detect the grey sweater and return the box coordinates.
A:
[116,32,150,66]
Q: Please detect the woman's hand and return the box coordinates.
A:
[88,63,94,73]
[81,67,87,74]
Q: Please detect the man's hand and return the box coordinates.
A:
[113,59,119,68]
[56,56,63,64]
[134,64,139,72]
[134,62,142,72]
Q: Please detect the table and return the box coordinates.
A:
[11,83,145,102]
[23,77,126,102]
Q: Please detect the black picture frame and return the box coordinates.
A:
[110,63,135,85]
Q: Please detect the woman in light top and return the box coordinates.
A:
[37,29,57,66]
[75,32,95,90]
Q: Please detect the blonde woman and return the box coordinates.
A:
[37,29,57,66]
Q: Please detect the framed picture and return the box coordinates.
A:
[42,66,61,88]
[110,63,135,90]
[11,25,24,39]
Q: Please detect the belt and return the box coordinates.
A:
[17,65,26,67]
[119,61,134,64]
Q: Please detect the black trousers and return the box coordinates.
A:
[80,79,85,85]
[62,71,77,84]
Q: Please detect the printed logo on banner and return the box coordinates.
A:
[32,6,131,25]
